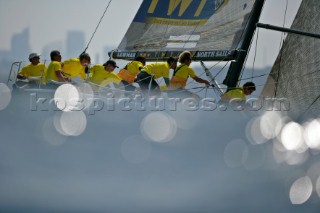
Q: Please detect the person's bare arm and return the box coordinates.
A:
[192,76,210,86]
[55,70,67,82]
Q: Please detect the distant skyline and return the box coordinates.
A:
[0,27,116,63]
[0,0,141,64]
[0,0,302,68]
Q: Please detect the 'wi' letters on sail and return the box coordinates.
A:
[134,0,228,26]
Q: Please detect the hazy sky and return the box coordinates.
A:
[0,0,302,66]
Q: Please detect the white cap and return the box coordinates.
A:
[28,53,41,60]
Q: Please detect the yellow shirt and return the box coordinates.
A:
[173,64,196,79]
[117,61,144,83]
[142,62,170,79]
[124,61,144,75]
[88,64,121,86]
[46,61,62,82]
[62,58,86,80]
[169,64,196,89]
[224,88,246,101]
[18,63,47,84]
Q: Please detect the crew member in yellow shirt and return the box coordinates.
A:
[136,57,177,96]
[220,82,256,102]
[88,60,121,87]
[117,56,145,92]
[62,52,91,81]
[168,51,210,99]
[16,53,47,87]
[45,50,67,85]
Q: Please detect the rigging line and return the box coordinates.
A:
[201,56,231,88]
[238,53,248,85]
[194,87,207,94]
[208,57,229,71]
[238,27,261,86]
[205,55,231,80]
[274,0,289,97]
[117,74,155,90]
[184,56,229,88]
[238,22,261,86]
[238,30,257,86]
[195,56,229,79]
[240,73,268,81]
[83,0,113,53]
[251,27,260,81]
[300,94,320,118]
[213,61,230,78]
[282,0,289,30]
[186,66,213,88]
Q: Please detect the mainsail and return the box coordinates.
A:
[261,0,320,119]
[111,0,257,61]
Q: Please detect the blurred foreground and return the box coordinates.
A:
[0,85,320,212]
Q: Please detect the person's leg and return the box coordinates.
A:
[120,80,136,98]
[149,78,161,96]
[136,72,152,91]
[121,80,136,92]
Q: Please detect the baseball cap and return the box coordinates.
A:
[103,60,119,68]
[29,53,41,60]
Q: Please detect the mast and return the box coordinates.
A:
[223,0,265,90]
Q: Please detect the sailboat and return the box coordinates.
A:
[2,0,320,212]
[5,0,320,119]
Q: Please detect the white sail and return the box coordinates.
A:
[112,0,256,60]
[261,0,320,119]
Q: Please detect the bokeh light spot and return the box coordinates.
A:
[223,139,248,168]
[76,83,94,110]
[54,84,80,111]
[0,83,11,111]
[289,176,312,205]
[315,176,320,199]
[260,111,284,140]
[245,116,268,145]
[42,117,67,146]
[281,122,304,151]
[141,112,177,143]
[58,111,87,136]
[169,110,199,130]
[303,119,320,150]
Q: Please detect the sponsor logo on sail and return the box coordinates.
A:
[116,52,136,58]
[196,50,231,58]
[134,0,229,26]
